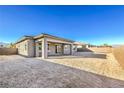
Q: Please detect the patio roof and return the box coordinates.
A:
[34,33,75,43]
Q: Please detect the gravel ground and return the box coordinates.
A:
[45,52,124,81]
[0,55,124,88]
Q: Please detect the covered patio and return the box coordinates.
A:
[35,37,74,59]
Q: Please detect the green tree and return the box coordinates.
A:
[103,43,108,46]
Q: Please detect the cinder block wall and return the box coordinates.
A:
[0,48,17,55]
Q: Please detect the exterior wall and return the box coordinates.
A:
[48,44,56,55]
[35,37,73,57]
[47,37,72,55]
[0,48,17,55]
[48,44,71,55]
[48,43,62,56]
[72,45,77,54]
[35,42,42,57]
[76,45,87,48]
[16,39,35,57]
[16,36,73,58]
[86,44,89,48]
[28,39,35,57]
[16,40,29,56]
[77,45,83,48]
[42,37,48,58]
[35,38,43,57]
[63,45,71,55]
[73,45,77,51]
[36,42,63,56]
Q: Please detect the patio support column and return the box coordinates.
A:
[61,44,64,55]
[42,37,48,59]
[70,44,73,55]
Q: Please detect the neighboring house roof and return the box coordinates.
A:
[73,42,87,45]
[0,42,9,48]
[15,33,75,44]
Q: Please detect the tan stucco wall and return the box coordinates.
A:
[48,44,56,55]
[16,36,73,57]
[63,45,71,54]
[77,45,86,48]
[16,39,35,57]
[35,42,42,57]
[48,43,62,56]
[16,40,28,56]
[35,38,43,57]
[28,39,35,57]
[35,37,73,56]
[35,43,63,56]
[73,45,77,52]
[47,37,72,55]
[48,44,72,55]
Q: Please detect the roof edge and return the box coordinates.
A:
[15,33,75,44]
[15,36,33,44]
[34,33,75,43]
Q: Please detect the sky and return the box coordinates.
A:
[0,5,124,45]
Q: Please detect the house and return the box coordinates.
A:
[73,42,88,48]
[0,42,8,48]
[15,33,77,59]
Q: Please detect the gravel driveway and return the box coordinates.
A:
[0,55,124,88]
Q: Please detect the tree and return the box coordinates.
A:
[103,43,109,46]
[9,43,16,48]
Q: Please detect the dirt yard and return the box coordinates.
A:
[45,52,124,81]
[0,55,124,88]
[113,46,124,69]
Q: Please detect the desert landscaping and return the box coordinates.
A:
[45,52,124,81]
[113,46,124,68]
[0,47,124,88]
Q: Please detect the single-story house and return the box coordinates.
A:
[15,33,80,59]
[73,42,88,48]
[0,42,8,48]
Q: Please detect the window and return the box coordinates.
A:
[39,43,41,45]
[25,44,27,51]
[48,44,50,50]
[39,47,41,50]
[55,45,57,53]
[64,45,68,49]
[73,46,76,50]
[38,42,42,50]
